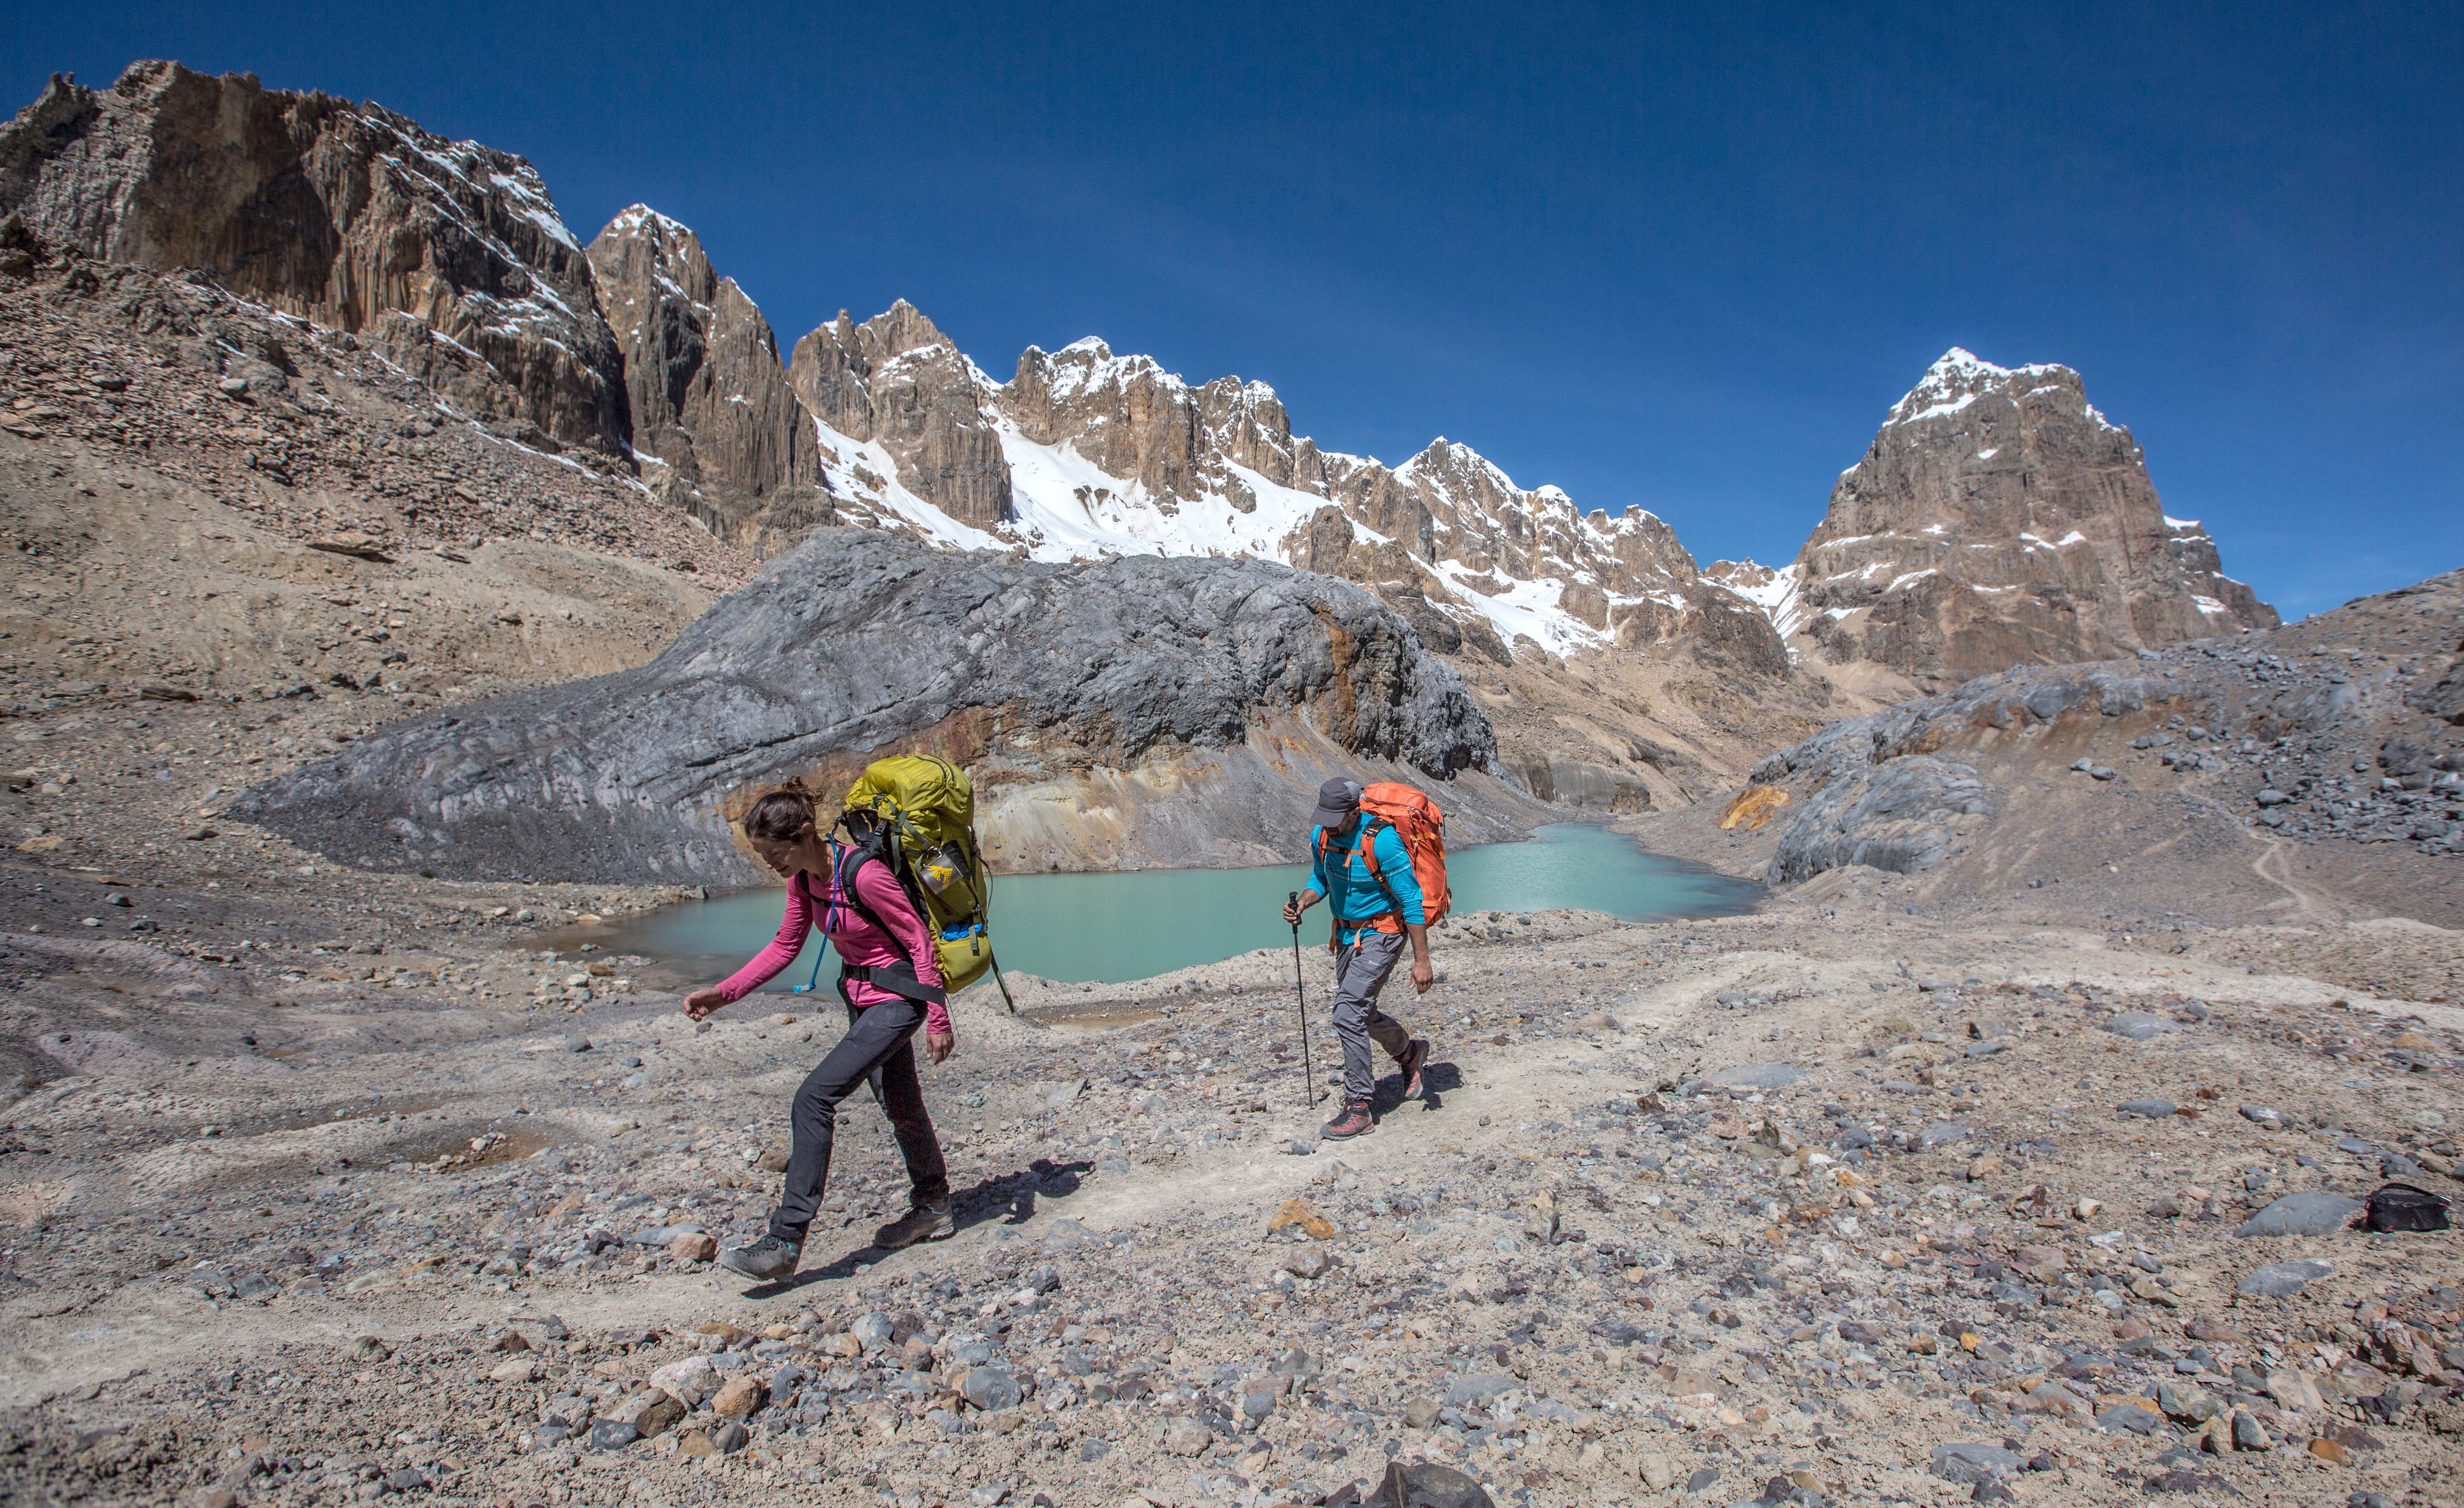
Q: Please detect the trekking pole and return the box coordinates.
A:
[1288,891,1315,1111]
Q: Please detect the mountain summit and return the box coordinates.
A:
[1775,348,2276,687]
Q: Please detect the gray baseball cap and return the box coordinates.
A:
[1310,776,1362,833]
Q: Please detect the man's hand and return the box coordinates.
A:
[1282,889,1320,927]
[925,1029,955,1065]
[1410,957,1435,994]
[683,987,725,1021]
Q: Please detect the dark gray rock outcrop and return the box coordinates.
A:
[1767,755,1989,884]
[0,62,629,455]
[1751,660,2185,884]
[233,530,1500,884]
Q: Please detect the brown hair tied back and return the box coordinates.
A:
[744,777,818,843]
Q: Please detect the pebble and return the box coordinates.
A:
[2105,1012,2176,1039]
[2117,1098,2177,1118]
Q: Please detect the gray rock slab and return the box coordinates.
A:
[1920,1120,1973,1148]
[2238,1104,2287,1127]
[2234,1193,2362,1238]
[2117,1099,2177,1119]
[2236,1258,2333,1296]
[1705,1063,1800,1090]
[2106,1012,2177,1039]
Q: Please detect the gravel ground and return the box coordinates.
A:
[1,886,2458,1508]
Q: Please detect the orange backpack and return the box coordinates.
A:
[1321,781,1452,939]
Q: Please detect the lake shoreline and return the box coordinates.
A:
[558,824,1764,990]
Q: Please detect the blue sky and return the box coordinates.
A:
[14,1,2459,617]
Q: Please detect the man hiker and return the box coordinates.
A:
[1280,776,1432,1139]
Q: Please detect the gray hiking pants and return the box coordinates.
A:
[1331,929,1416,1101]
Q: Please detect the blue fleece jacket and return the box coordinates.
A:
[1309,818,1426,941]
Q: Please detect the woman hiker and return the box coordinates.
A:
[1279,776,1432,1139]
[683,782,956,1280]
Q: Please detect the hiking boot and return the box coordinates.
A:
[1397,1038,1430,1100]
[719,1234,801,1281]
[1322,1098,1375,1139]
[873,1200,955,1250]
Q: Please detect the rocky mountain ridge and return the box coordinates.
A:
[0,62,629,458]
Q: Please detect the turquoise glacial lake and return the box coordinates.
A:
[590,823,1756,991]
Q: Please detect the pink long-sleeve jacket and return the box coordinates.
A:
[713,853,951,1033]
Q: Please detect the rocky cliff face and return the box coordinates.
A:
[0,62,629,456]
[233,529,1544,883]
[1783,349,2276,688]
[584,206,831,546]
[788,302,1012,529]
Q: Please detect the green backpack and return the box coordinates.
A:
[830,754,1012,1010]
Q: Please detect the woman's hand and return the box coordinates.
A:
[925,1029,955,1065]
[683,987,726,1021]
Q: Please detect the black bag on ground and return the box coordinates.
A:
[2362,1181,2451,1232]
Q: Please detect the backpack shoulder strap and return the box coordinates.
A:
[1352,816,1405,919]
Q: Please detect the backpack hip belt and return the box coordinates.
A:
[838,963,948,1009]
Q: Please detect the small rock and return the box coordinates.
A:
[587,1419,638,1451]
[2117,1099,2177,1119]
[2239,1104,2287,1127]
[2097,1404,2162,1434]
[960,1366,1022,1412]
[1705,1062,1800,1089]
[1403,1395,1440,1430]
[2235,1192,2363,1238]
[1931,1443,2024,1485]
[2308,1438,2348,1464]
[490,1355,541,1384]
[2237,1258,2332,1296]
[1285,1247,1336,1280]
[349,1336,391,1362]
[1637,1454,1676,1490]
[1161,1416,1210,1456]
[1375,1461,1494,1508]
[851,1312,896,1348]
[1267,1197,1335,1240]
[2105,1013,2176,1040]
[1445,1372,1519,1407]
[2231,1410,2271,1451]
[667,1231,716,1264]
[710,1375,765,1418]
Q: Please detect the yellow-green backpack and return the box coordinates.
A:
[836,754,1012,1009]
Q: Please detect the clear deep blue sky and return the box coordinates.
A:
[14,2,2460,617]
